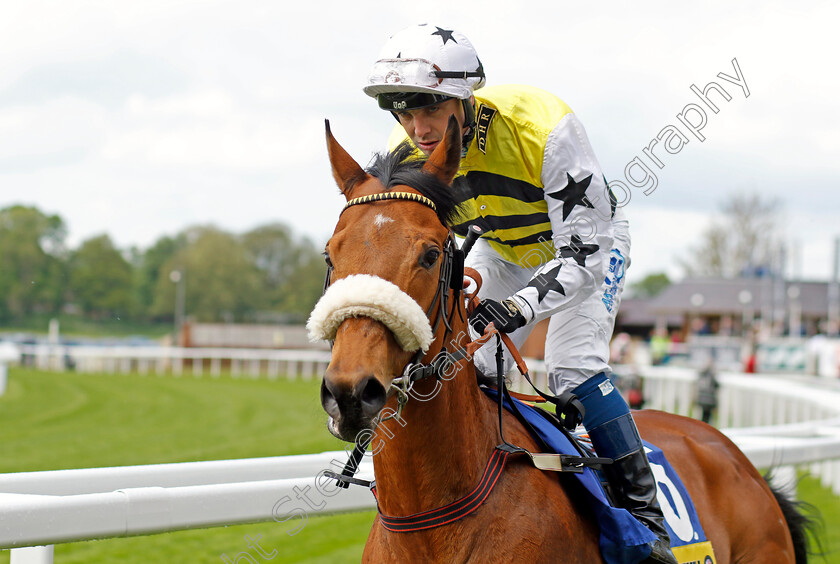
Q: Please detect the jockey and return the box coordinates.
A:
[363,24,676,564]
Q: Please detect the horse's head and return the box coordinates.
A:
[308,117,463,442]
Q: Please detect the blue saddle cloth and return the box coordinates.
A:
[482,388,709,564]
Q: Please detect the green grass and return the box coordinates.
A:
[1,368,838,563]
[0,367,372,563]
[45,512,374,564]
[799,475,840,563]
[0,369,346,472]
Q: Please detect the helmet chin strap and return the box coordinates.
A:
[460,97,477,151]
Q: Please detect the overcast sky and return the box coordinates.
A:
[1,0,838,283]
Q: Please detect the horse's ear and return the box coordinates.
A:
[325,119,368,199]
[422,115,462,186]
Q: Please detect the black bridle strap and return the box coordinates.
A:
[323,189,444,313]
[423,236,452,337]
[371,444,518,533]
[333,443,368,490]
[321,190,459,351]
[325,194,461,490]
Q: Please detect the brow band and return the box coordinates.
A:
[343,191,437,213]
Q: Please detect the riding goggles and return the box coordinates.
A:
[368,58,485,89]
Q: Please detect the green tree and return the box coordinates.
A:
[274,242,325,321]
[0,205,67,321]
[680,193,782,278]
[152,226,265,322]
[242,223,296,288]
[134,235,184,319]
[628,272,671,299]
[68,234,135,318]
[242,223,326,322]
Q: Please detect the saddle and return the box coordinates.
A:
[482,386,717,564]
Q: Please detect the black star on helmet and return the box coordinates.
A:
[432,27,457,45]
[558,235,599,267]
[547,173,595,221]
[526,265,565,303]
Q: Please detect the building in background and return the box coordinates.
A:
[179,322,329,351]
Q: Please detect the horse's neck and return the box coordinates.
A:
[371,312,499,516]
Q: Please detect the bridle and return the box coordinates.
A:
[321,190,467,417]
[319,188,565,441]
[320,190,608,526]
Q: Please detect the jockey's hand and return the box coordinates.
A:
[469,298,526,335]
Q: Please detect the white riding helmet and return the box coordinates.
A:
[364,24,485,111]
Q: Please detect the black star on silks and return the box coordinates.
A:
[558,235,599,267]
[432,27,457,44]
[526,265,565,303]
[546,173,595,221]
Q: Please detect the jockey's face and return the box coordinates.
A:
[394,97,468,156]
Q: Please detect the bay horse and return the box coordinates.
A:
[310,117,810,563]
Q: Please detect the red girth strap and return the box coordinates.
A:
[372,444,517,533]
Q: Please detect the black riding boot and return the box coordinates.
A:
[603,448,679,564]
[571,374,677,564]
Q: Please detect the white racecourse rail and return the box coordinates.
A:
[2,347,840,563]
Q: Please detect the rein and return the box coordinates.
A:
[320,191,608,530]
[322,190,467,417]
[372,443,520,532]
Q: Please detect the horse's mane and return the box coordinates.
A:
[366,142,463,227]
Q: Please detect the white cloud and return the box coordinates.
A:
[0,0,837,285]
[621,205,711,281]
[124,90,234,119]
[101,91,326,170]
[0,97,106,170]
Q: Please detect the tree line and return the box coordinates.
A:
[1,193,780,325]
[0,205,326,326]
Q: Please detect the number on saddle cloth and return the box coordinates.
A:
[644,444,716,561]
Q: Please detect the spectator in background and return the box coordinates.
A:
[696,360,719,424]
[610,332,632,365]
[649,328,670,366]
[611,333,644,409]
[744,332,758,374]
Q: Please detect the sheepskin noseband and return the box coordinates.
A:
[307,274,433,353]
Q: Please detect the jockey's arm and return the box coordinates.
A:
[508,113,616,324]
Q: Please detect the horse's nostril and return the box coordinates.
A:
[321,379,340,419]
[359,377,387,417]
[321,373,387,421]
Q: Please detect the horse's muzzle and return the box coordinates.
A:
[320,374,388,442]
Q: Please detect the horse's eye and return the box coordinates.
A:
[323,252,333,268]
[419,247,441,269]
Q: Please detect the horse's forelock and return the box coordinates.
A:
[366,143,463,226]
